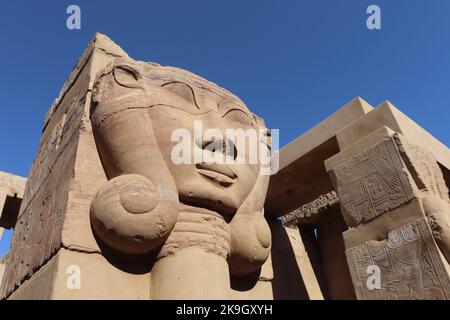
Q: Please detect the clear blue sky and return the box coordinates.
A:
[0,0,449,256]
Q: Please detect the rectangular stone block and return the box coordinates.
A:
[327,130,449,228]
[0,34,126,299]
[335,101,450,170]
[345,217,450,300]
[329,134,416,227]
[8,248,150,300]
[326,125,450,300]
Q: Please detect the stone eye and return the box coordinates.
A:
[162,82,199,108]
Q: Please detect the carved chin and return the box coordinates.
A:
[173,176,252,220]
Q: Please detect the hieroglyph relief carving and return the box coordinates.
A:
[346,217,450,300]
[334,136,415,226]
[395,134,449,201]
[282,191,339,225]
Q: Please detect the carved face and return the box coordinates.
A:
[92,60,269,219]
[149,84,264,217]
[91,59,272,275]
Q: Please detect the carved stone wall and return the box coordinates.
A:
[347,217,450,299]
[282,191,339,225]
[330,135,416,227]
[327,132,450,300]
[0,33,126,299]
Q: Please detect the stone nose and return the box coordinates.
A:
[195,132,237,161]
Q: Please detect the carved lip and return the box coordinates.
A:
[196,163,237,185]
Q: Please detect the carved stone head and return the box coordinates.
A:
[90,58,271,276]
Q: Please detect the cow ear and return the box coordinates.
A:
[228,168,271,277]
[228,212,271,277]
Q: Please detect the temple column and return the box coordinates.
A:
[325,128,450,300]
[316,212,355,299]
[150,210,231,300]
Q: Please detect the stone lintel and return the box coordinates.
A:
[0,172,26,230]
[282,191,339,226]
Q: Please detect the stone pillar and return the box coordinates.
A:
[270,221,324,300]
[230,220,323,300]
[1,33,275,300]
[0,34,146,300]
[325,129,450,299]
[150,209,231,300]
[316,212,355,299]
[282,192,355,299]
[0,258,5,290]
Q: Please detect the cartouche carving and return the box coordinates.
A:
[89,57,271,297]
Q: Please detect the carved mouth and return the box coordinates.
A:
[196,163,237,186]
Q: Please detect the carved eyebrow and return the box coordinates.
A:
[221,107,251,118]
[221,108,257,128]
[162,81,200,109]
[148,104,212,116]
